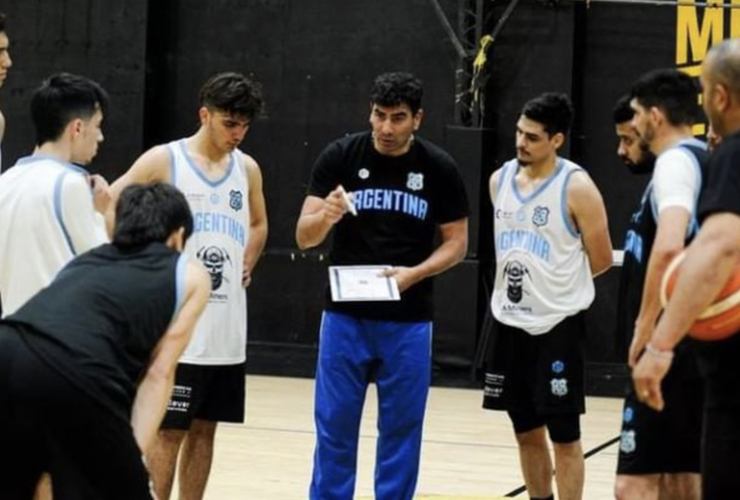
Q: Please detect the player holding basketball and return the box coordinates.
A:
[296,72,469,500]
[0,183,210,499]
[483,92,612,500]
[634,38,740,498]
[613,69,708,500]
[109,72,267,500]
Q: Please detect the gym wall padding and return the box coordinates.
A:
[0,0,148,179]
[1,0,711,394]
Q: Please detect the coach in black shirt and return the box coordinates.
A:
[633,39,740,498]
[296,72,469,500]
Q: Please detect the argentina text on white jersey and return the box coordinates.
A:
[168,140,249,364]
[491,158,595,335]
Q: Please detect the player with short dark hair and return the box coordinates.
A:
[634,38,740,498]
[109,71,268,500]
[0,183,210,499]
[484,92,613,500]
[613,69,708,499]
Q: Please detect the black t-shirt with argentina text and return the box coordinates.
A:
[307,131,469,322]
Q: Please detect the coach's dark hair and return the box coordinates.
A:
[31,73,109,146]
[630,69,700,126]
[0,12,7,32]
[613,95,634,124]
[521,92,574,137]
[371,72,423,115]
[199,72,264,120]
[113,184,194,250]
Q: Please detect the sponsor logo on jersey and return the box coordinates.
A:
[620,429,636,454]
[229,189,244,211]
[197,245,232,293]
[552,360,565,374]
[407,172,424,191]
[624,407,634,423]
[550,378,569,397]
[532,206,550,227]
[503,260,530,304]
[210,193,220,205]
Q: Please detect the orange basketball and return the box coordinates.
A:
[661,251,740,341]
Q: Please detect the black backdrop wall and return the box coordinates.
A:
[0,0,719,395]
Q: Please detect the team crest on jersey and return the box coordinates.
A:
[407,172,424,191]
[229,190,244,211]
[620,430,636,454]
[503,260,530,304]
[359,168,370,180]
[532,206,550,227]
[197,246,232,291]
[624,407,634,423]
[550,378,568,397]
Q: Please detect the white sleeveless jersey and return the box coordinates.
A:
[0,155,108,316]
[491,158,595,335]
[168,140,249,365]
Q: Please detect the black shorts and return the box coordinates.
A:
[0,327,154,500]
[160,362,246,430]
[483,312,586,419]
[616,339,703,475]
[702,405,740,498]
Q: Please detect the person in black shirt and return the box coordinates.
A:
[296,72,469,500]
[0,183,210,500]
[633,39,740,498]
[613,71,707,500]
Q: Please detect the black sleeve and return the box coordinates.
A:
[435,156,470,224]
[306,141,342,199]
[699,140,740,222]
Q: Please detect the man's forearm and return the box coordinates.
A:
[409,237,467,284]
[296,212,333,250]
[652,237,739,351]
[131,372,174,454]
[245,222,268,272]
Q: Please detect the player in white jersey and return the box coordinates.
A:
[483,93,612,500]
[109,72,267,500]
[0,73,109,316]
[0,12,11,173]
[0,72,110,500]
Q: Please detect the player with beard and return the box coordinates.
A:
[633,37,740,499]
[484,92,612,500]
[613,71,708,500]
[109,72,268,500]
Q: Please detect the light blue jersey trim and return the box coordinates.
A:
[15,154,88,175]
[53,172,77,256]
[560,167,582,238]
[512,158,565,205]
[172,253,189,321]
[178,140,235,188]
[495,161,513,201]
[167,143,177,186]
[667,139,705,237]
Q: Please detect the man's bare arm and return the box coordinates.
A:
[568,171,613,276]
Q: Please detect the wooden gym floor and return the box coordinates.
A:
[177,375,623,499]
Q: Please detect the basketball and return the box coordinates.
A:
[661,251,740,341]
